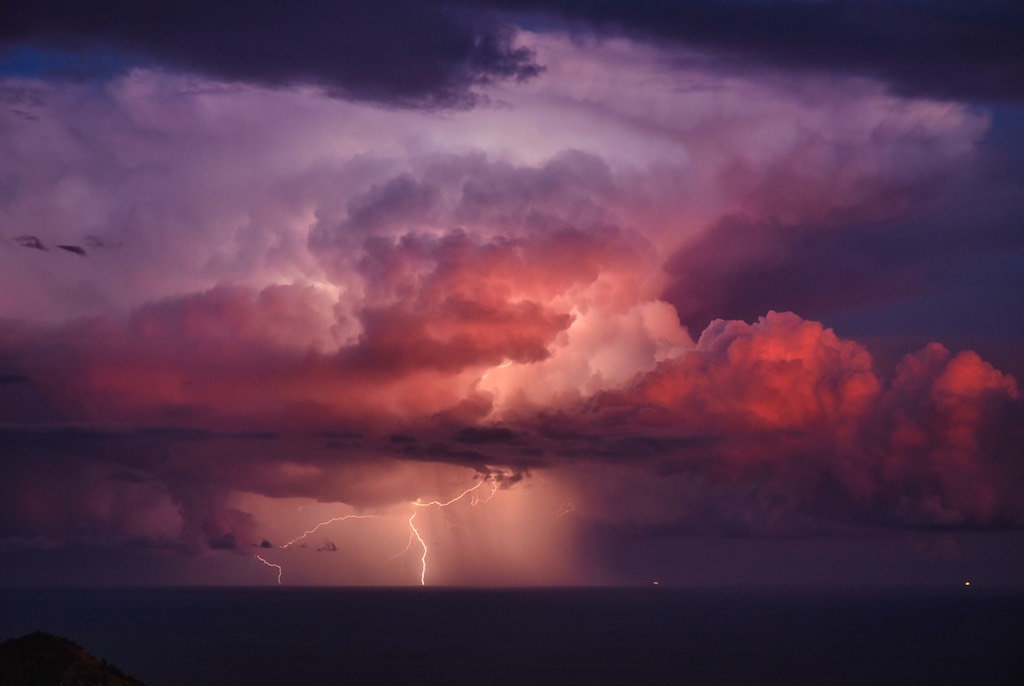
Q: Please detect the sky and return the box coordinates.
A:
[1,0,1023,587]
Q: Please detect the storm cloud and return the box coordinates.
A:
[2,0,542,107]
[1,9,1023,585]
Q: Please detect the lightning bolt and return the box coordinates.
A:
[255,554,283,584]
[408,511,428,586]
[405,476,501,585]
[249,513,379,585]
[413,478,496,508]
[280,514,378,549]
[258,471,509,586]
[480,359,513,381]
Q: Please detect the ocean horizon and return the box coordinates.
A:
[2,586,1021,685]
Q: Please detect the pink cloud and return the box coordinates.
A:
[543,313,1022,534]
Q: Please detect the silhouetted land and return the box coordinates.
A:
[0,631,144,686]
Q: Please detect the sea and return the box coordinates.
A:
[1,587,1022,685]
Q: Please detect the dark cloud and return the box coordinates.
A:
[2,0,542,107]
[483,0,1024,102]
[455,426,517,444]
[664,213,943,334]
[207,532,239,550]
[14,235,46,251]
[12,1,1016,107]
[0,373,31,385]
[0,421,397,553]
[663,131,1024,335]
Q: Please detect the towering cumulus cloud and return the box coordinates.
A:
[1,2,1022,585]
[544,313,1020,536]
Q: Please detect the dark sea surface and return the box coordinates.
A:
[1,587,1021,685]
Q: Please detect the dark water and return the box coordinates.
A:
[2,587,1022,685]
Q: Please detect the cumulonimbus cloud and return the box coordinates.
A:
[534,312,1022,535]
[2,307,1020,548]
[0,31,1021,579]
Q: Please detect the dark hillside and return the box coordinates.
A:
[0,631,144,686]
